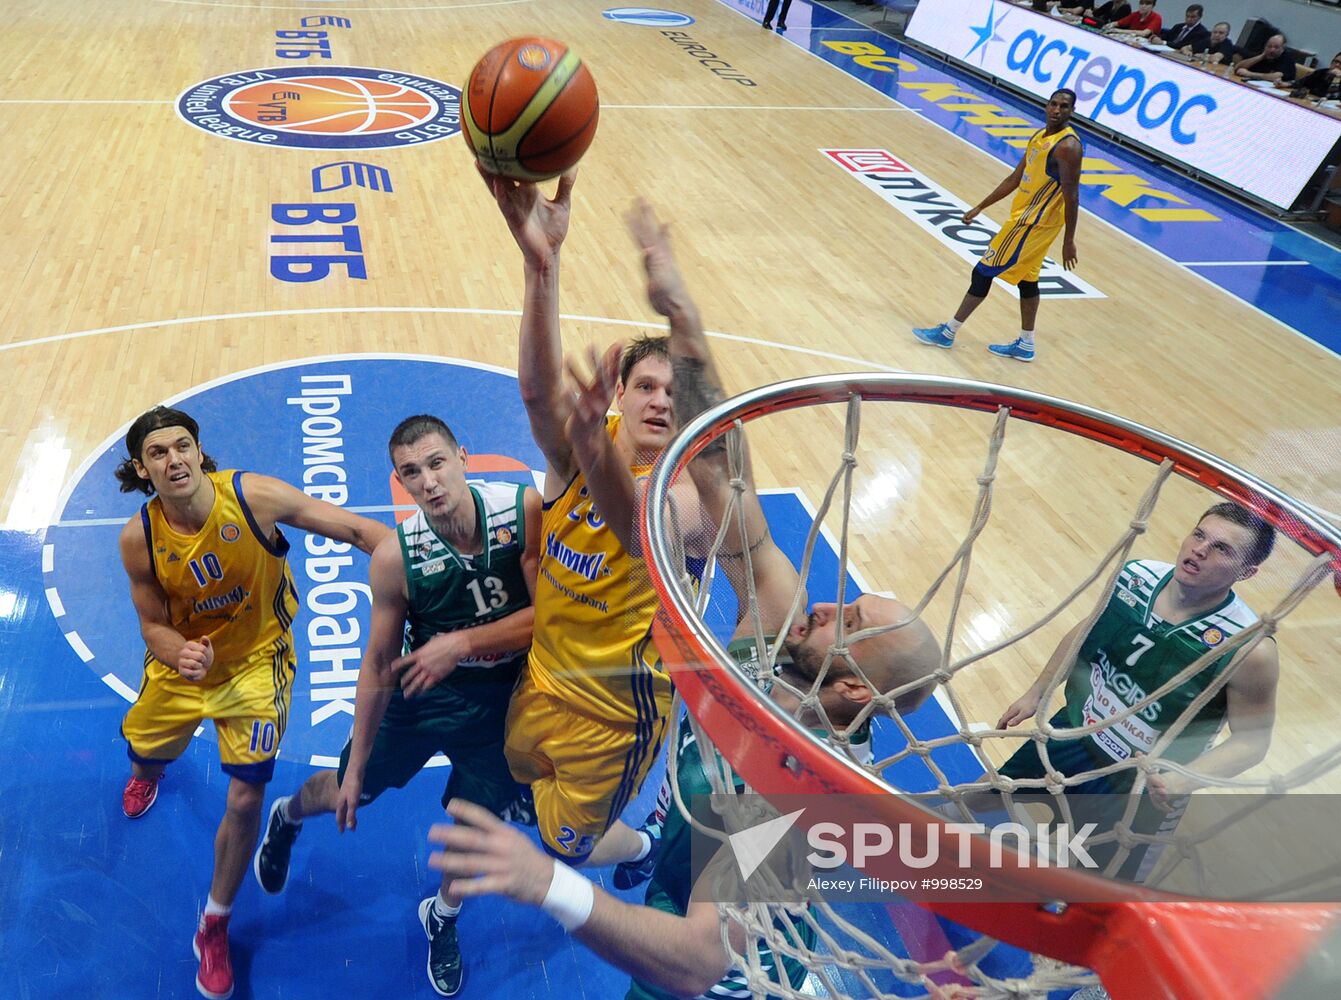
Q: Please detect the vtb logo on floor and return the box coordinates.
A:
[176,67,461,149]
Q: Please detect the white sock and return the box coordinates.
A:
[203,895,232,920]
[630,831,652,863]
[277,795,301,826]
[1020,329,1035,347]
[434,893,462,919]
[946,318,963,334]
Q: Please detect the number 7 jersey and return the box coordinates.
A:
[1064,559,1259,765]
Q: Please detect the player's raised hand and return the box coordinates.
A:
[624,199,689,318]
[393,630,469,699]
[429,799,556,906]
[480,162,577,268]
[177,636,213,681]
[563,342,622,445]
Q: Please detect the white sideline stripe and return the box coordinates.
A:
[67,631,94,663]
[1179,260,1312,267]
[42,543,54,573]
[45,588,65,618]
[607,103,921,112]
[0,100,172,104]
[53,503,418,528]
[309,755,341,769]
[103,672,137,703]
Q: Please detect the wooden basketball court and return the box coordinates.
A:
[3,1,1340,997]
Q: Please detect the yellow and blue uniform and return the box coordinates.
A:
[121,470,299,782]
[505,416,673,861]
[978,125,1081,284]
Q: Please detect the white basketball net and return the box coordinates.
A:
[654,389,1339,1000]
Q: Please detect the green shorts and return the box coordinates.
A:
[337,671,522,815]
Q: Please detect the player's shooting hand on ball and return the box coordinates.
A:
[480,162,578,269]
[177,636,213,681]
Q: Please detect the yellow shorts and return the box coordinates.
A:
[978,215,1062,284]
[121,639,296,783]
[504,675,668,862]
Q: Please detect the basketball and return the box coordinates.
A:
[462,37,600,181]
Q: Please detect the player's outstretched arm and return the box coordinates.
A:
[336,534,408,832]
[430,799,734,997]
[963,156,1026,223]
[241,473,389,555]
[483,166,580,488]
[997,619,1087,728]
[119,518,213,680]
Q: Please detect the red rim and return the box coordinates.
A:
[641,375,1341,997]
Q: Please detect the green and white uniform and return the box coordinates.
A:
[628,636,870,1000]
[999,559,1259,881]
[1063,558,1258,768]
[337,481,530,814]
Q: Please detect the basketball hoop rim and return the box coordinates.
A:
[640,372,1341,991]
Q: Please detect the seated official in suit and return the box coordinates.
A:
[1161,4,1210,52]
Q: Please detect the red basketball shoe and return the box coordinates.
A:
[122,775,160,819]
[193,914,234,1000]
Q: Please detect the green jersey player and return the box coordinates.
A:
[997,502,1279,879]
[253,414,541,997]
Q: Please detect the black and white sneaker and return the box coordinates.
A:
[418,897,463,997]
[253,796,301,895]
[613,824,662,891]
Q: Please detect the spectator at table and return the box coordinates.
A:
[1161,4,1209,51]
[1201,21,1237,65]
[1235,34,1298,84]
[1110,0,1163,39]
[1289,52,1341,101]
[1059,1,1131,25]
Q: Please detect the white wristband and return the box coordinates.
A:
[542,860,595,931]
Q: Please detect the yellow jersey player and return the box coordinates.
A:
[114,405,388,1000]
[483,169,703,870]
[913,88,1083,362]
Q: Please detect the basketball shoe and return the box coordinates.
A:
[912,323,955,349]
[193,914,233,1000]
[987,338,1035,362]
[122,774,161,819]
[419,897,463,997]
[253,796,302,895]
[613,812,663,891]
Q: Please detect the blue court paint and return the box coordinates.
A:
[714,0,1341,354]
[11,356,1014,999]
